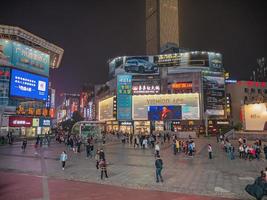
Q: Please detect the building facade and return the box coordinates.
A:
[0,25,64,137]
[226,80,267,129]
[98,51,226,135]
[146,0,180,54]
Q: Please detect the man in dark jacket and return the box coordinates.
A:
[155,155,163,183]
[245,171,267,200]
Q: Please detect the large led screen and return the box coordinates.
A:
[132,93,200,120]
[148,105,182,120]
[10,69,48,101]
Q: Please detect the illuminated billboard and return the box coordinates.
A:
[99,96,116,121]
[109,52,223,78]
[0,39,50,76]
[132,93,200,120]
[10,69,49,101]
[148,105,182,120]
[202,72,225,116]
[109,56,159,77]
[243,103,267,131]
[117,75,132,120]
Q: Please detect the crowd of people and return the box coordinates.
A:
[219,135,263,161]
[172,135,196,157]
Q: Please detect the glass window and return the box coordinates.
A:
[244,88,248,93]
[251,88,255,93]
[258,89,262,94]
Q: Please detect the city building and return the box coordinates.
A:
[97,51,226,135]
[0,25,64,137]
[146,0,180,54]
[225,80,267,130]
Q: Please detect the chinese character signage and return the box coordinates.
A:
[0,39,50,76]
[117,75,132,120]
[10,69,48,101]
[9,116,32,127]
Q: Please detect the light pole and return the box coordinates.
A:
[205,112,209,137]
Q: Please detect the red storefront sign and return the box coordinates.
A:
[9,116,32,127]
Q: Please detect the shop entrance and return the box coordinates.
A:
[134,121,150,135]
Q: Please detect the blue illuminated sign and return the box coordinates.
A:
[117,75,132,120]
[40,118,51,127]
[10,69,48,101]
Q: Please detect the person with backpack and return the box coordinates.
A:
[155,155,163,183]
[60,151,68,170]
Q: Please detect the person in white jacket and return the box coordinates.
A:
[60,151,68,170]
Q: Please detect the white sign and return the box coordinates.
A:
[243,103,267,131]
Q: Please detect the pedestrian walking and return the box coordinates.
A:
[95,149,100,169]
[21,138,27,152]
[155,155,163,183]
[99,149,105,160]
[60,151,68,170]
[99,159,108,180]
[86,142,91,158]
[155,142,160,157]
[208,144,212,159]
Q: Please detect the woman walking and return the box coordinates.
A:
[60,151,68,170]
[99,159,108,180]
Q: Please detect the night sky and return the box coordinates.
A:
[0,0,267,98]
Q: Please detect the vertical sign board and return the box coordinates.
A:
[117,75,132,120]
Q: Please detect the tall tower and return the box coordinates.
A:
[145,0,179,55]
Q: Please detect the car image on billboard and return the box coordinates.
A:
[124,58,158,74]
[109,56,159,77]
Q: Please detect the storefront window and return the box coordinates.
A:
[134,121,150,135]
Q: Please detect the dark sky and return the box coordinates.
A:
[1,0,267,96]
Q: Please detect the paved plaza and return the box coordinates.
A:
[0,137,266,200]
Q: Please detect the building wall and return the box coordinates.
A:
[226,81,267,125]
[146,0,179,55]
[159,0,179,48]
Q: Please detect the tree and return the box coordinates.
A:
[61,111,84,132]
[72,111,84,123]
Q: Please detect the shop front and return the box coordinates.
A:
[119,121,133,134]
[40,118,51,134]
[151,121,164,131]
[9,116,34,137]
[106,121,119,133]
[171,120,202,132]
[134,121,150,135]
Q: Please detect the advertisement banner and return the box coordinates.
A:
[12,42,50,76]
[109,56,159,78]
[202,72,225,116]
[0,39,50,76]
[99,96,116,121]
[132,93,199,120]
[9,116,32,127]
[32,118,40,127]
[117,75,132,120]
[10,69,49,101]
[148,105,182,120]
[0,39,13,66]
[132,80,160,95]
[109,52,223,78]
[243,103,267,131]
[40,118,51,127]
